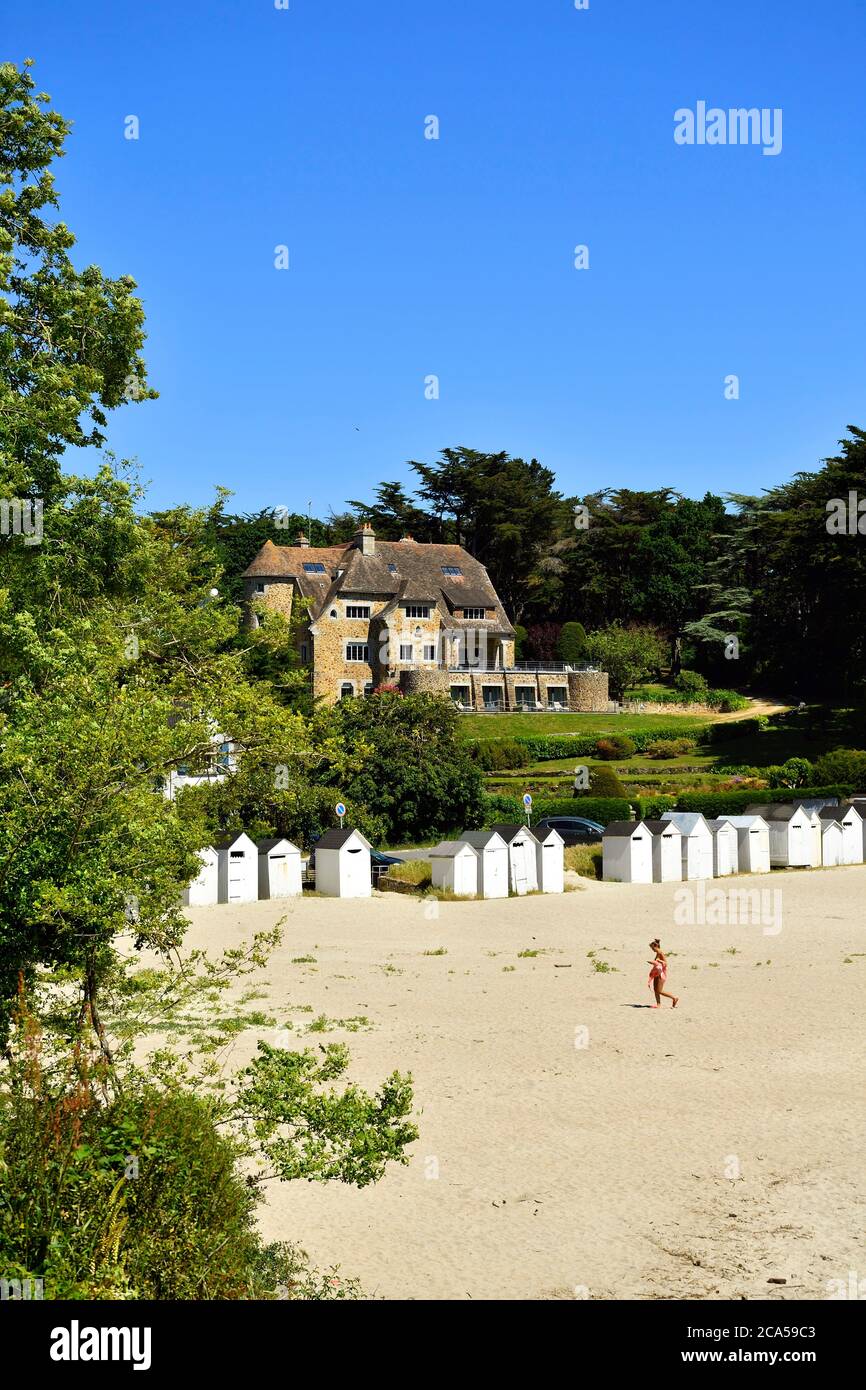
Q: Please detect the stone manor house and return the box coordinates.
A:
[242,523,609,711]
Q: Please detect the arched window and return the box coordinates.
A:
[340,682,354,700]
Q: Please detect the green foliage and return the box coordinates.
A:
[675,669,708,695]
[636,784,853,821]
[469,739,531,771]
[594,734,636,760]
[0,61,155,502]
[584,624,667,698]
[508,725,712,761]
[813,748,866,786]
[587,764,628,797]
[644,738,697,759]
[319,692,486,842]
[557,621,588,663]
[0,1036,366,1299]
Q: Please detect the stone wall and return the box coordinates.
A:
[568,671,609,711]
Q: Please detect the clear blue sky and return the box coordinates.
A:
[8,0,866,515]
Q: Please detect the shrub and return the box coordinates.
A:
[557,621,588,665]
[706,688,750,712]
[588,765,628,798]
[644,737,696,759]
[675,670,708,696]
[813,748,866,786]
[513,726,711,761]
[0,1079,359,1300]
[636,784,852,822]
[470,739,531,772]
[595,734,636,760]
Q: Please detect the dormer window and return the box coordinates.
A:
[462,607,485,620]
[303,562,326,573]
[387,563,398,574]
[404,604,431,619]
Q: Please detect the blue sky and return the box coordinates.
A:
[7,0,866,515]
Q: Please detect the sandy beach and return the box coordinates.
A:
[178,868,866,1301]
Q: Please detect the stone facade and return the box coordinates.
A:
[242,525,607,712]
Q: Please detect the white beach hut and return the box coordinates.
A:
[491,824,540,895]
[257,837,303,899]
[642,820,682,883]
[716,815,771,874]
[706,819,739,878]
[744,804,813,868]
[793,804,823,867]
[183,846,219,906]
[459,831,509,899]
[602,821,653,884]
[820,819,844,867]
[532,825,565,894]
[429,841,479,897]
[215,832,258,904]
[819,805,864,865]
[660,812,714,881]
[314,828,372,899]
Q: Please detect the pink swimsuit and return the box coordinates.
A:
[648,957,667,988]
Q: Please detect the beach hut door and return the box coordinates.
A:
[228,849,246,901]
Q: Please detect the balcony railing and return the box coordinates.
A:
[446,661,598,674]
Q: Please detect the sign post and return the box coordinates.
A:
[523,792,532,828]
[335,801,346,830]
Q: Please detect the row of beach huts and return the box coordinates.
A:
[184,823,568,905]
[602,800,866,883]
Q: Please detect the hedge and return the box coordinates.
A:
[635,784,851,822]
[482,792,632,825]
[513,728,713,761]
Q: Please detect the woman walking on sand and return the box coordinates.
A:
[648,939,678,1009]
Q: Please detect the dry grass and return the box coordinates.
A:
[564,843,604,879]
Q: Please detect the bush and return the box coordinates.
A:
[636,784,852,822]
[644,737,696,759]
[470,739,531,772]
[595,734,636,760]
[481,794,630,826]
[557,621,588,665]
[512,726,712,761]
[588,764,627,797]
[0,1079,359,1300]
[706,688,751,712]
[675,670,708,695]
[813,748,866,786]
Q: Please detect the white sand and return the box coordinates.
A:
[178,868,866,1300]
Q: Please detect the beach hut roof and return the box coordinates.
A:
[315,827,372,851]
[717,814,769,829]
[490,823,539,845]
[660,811,710,834]
[430,840,477,858]
[604,820,648,837]
[744,803,804,821]
[256,837,297,854]
[460,830,507,849]
[642,819,680,835]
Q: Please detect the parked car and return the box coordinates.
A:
[534,815,604,846]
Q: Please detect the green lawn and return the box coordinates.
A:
[458,711,711,740]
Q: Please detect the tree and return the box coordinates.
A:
[584,624,667,699]
[557,621,588,664]
[0,60,155,503]
[318,691,486,843]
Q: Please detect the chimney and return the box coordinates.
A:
[355,521,375,556]
[295,532,310,547]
